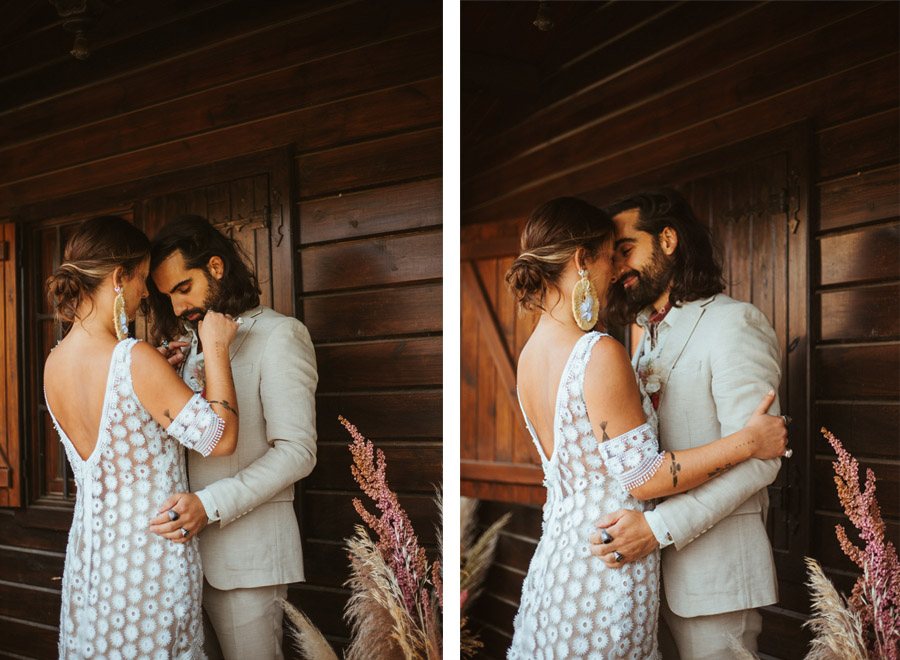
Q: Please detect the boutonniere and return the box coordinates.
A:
[637,355,662,410]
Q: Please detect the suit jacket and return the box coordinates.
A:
[187,306,317,590]
[633,294,781,617]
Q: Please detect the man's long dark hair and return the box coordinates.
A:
[606,188,725,324]
[148,215,261,340]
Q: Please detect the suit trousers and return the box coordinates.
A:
[661,596,762,659]
[202,580,288,660]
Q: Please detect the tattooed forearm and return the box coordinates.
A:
[707,463,734,478]
[208,399,238,418]
[669,451,681,488]
[163,409,174,423]
[215,341,226,359]
[599,420,611,442]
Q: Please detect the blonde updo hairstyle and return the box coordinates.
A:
[47,216,151,324]
[506,197,615,312]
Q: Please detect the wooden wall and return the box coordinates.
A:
[0,1,441,656]
[461,2,899,658]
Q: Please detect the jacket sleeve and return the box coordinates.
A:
[653,303,783,549]
[204,318,318,527]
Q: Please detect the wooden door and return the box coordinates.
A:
[584,123,812,655]
[0,222,20,506]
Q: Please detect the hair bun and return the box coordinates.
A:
[47,264,87,323]
[506,253,548,311]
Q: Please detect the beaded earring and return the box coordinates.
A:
[113,284,128,340]
[571,268,599,331]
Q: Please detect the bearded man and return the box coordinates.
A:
[146,215,317,659]
[588,189,785,659]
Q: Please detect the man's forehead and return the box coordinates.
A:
[612,208,641,240]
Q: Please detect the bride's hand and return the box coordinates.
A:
[198,311,239,355]
[742,390,789,459]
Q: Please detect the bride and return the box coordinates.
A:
[44,216,240,659]
[505,198,787,659]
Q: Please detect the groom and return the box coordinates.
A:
[589,189,783,658]
[146,216,318,659]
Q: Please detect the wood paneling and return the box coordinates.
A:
[297,128,442,200]
[315,391,441,441]
[298,179,441,245]
[818,222,900,286]
[0,222,20,506]
[307,442,442,493]
[815,403,900,460]
[303,491,439,545]
[814,457,899,518]
[818,165,900,232]
[818,284,900,342]
[316,336,442,392]
[818,108,900,179]
[300,230,441,292]
[302,283,442,342]
[816,344,900,400]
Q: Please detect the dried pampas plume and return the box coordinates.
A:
[803,557,868,659]
[280,599,340,660]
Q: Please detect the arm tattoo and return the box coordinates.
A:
[163,409,174,423]
[707,463,734,478]
[669,451,681,488]
[208,399,238,418]
[599,420,611,442]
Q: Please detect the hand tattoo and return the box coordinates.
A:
[208,399,238,418]
[707,463,733,478]
[669,451,681,488]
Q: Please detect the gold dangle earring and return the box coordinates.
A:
[113,284,129,340]
[572,268,599,331]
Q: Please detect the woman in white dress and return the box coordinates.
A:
[505,198,788,659]
[44,216,241,659]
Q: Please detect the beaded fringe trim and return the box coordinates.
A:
[620,451,666,491]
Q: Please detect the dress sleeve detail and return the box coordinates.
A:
[599,422,664,491]
[166,393,225,457]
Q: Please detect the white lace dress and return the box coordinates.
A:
[46,338,225,659]
[508,331,663,660]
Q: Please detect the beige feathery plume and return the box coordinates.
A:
[344,526,414,660]
[803,557,869,660]
[461,507,511,605]
[280,599,339,660]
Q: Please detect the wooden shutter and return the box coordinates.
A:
[0,222,21,506]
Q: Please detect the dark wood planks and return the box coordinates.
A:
[0,222,20,506]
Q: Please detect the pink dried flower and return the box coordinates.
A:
[822,427,900,659]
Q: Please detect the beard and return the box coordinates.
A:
[180,271,224,329]
[607,238,675,324]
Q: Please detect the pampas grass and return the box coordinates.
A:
[803,557,868,660]
[281,599,340,660]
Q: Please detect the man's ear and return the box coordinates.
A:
[207,255,225,280]
[659,227,678,256]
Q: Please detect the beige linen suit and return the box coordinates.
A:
[633,294,781,658]
[187,306,317,658]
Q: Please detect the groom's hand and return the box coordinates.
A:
[148,492,209,543]
[589,509,657,568]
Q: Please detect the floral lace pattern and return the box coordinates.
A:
[600,423,665,491]
[509,332,661,660]
[46,339,207,659]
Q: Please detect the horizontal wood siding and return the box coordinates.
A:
[462,3,899,658]
[0,1,441,656]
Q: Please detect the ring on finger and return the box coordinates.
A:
[600,529,613,544]
[783,448,793,458]
[167,509,179,522]
[613,551,624,562]
[180,528,189,538]
[781,414,792,426]
[161,339,170,350]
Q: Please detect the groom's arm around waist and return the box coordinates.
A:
[654,302,782,550]
[200,317,318,527]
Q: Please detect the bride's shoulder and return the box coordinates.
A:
[586,332,629,365]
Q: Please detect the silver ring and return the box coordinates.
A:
[180,528,189,538]
[613,551,624,563]
[781,415,792,426]
[600,529,613,544]
[166,509,179,522]
[784,448,793,458]
[161,339,170,349]
[234,317,244,325]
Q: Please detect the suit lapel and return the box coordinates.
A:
[655,298,712,406]
[229,307,263,360]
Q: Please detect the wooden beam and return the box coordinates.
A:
[460,460,543,485]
